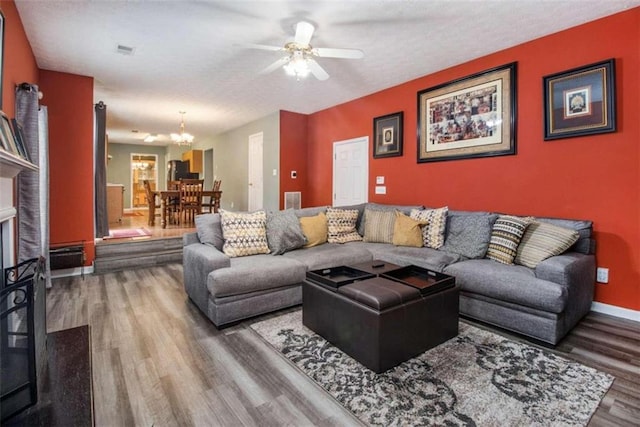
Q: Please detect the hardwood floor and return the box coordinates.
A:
[46,264,640,426]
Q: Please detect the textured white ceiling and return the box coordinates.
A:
[14,0,640,146]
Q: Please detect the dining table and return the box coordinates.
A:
[150,190,222,228]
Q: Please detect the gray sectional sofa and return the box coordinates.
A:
[182,203,595,345]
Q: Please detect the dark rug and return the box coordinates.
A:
[251,311,613,426]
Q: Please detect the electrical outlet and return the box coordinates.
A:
[596,267,609,283]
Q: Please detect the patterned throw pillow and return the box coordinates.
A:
[363,209,396,243]
[392,211,427,247]
[266,209,307,255]
[515,221,579,268]
[410,207,448,249]
[220,209,270,257]
[300,212,328,248]
[486,215,534,264]
[326,207,363,244]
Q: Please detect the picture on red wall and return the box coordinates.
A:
[418,62,516,163]
[543,59,616,140]
[373,111,403,158]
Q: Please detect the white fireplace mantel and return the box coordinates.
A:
[0,150,38,179]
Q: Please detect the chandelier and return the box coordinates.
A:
[170,111,194,146]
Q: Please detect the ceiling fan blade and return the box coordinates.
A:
[308,59,329,81]
[314,47,364,59]
[294,21,315,46]
[241,43,284,52]
[259,56,290,75]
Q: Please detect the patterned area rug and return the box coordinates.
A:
[104,228,151,239]
[251,311,613,426]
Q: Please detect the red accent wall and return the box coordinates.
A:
[39,70,95,265]
[279,110,308,209]
[1,0,38,117]
[306,9,640,311]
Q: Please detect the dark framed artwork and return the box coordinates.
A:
[543,59,616,140]
[373,111,403,158]
[417,62,516,163]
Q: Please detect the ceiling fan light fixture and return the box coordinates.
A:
[283,52,311,80]
[171,111,194,146]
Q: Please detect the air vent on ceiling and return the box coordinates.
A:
[116,44,135,55]
[284,192,301,210]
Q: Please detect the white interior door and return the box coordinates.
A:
[333,136,368,207]
[248,132,264,211]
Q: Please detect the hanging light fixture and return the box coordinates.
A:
[170,111,194,146]
[283,50,311,80]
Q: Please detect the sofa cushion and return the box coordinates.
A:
[515,221,579,268]
[392,211,426,247]
[363,209,396,243]
[358,203,423,235]
[376,245,461,272]
[195,213,224,250]
[440,214,498,259]
[410,207,448,249]
[444,259,567,313]
[220,209,270,257]
[486,215,534,265]
[283,243,373,270]
[326,207,363,244]
[208,254,306,298]
[295,206,328,218]
[266,209,307,255]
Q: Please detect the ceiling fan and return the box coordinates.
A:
[246,21,364,81]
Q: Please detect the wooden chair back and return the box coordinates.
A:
[179,179,204,224]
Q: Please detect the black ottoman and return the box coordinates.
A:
[303,276,459,373]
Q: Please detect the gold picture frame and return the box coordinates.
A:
[543,59,616,140]
[417,62,517,163]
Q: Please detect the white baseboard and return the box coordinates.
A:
[591,301,640,322]
[50,265,94,279]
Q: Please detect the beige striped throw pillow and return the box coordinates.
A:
[363,209,396,243]
[515,221,579,268]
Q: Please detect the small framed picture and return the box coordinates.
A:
[373,111,403,158]
[11,118,31,162]
[0,111,21,157]
[543,59,616,140]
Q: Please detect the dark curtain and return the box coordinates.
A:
[94,101,109,238]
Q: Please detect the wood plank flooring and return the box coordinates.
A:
[46,264,640,426]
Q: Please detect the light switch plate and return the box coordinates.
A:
[376,176,385,185]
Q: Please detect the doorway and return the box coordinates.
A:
[248,132,264,211]
[130,153,158,209]
[332,136,368,207]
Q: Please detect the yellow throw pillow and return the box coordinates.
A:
[300,212,328,248]
[392,211,428,247]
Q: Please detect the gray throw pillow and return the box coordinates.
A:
[440,214,498,259]
[266,209,307,255]
[195,213,224,251]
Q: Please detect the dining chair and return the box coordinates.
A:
[179,179,204,224]
[202,180,222,213]
[142,180,160,226]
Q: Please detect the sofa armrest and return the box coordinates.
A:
[535,252,595,328]
[183,232,200,246]
[183,243,231,314]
